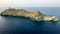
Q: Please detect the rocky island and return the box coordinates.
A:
[0,8,59,22]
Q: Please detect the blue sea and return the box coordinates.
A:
[0,7,60,34]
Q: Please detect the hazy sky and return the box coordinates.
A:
[0,0,60,7]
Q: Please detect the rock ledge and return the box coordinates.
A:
[0,8,59,22]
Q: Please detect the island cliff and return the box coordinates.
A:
[0,8,59,22]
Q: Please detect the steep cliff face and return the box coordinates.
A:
[43,16,59,21]
[1,8,59,22]
[1,9,18,16]
[1,9,44,18]
[1,9,31,16]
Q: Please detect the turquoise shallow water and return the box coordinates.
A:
[0,7,60,34]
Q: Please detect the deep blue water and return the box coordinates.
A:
[0,7,60,34]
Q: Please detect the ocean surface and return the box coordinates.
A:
[0,7,60,34]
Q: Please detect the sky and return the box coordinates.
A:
[0,0,60,7]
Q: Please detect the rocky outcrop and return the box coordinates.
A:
[43,16,59,22]
[0,8,59,22]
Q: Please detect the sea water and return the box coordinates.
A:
[0,7,60,34]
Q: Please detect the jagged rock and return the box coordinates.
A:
[0,8,59,22]
[43,16,59,22]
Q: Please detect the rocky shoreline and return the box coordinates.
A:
[0,8,59,22]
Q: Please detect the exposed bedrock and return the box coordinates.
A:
[0,8,59,22]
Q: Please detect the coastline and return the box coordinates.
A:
[0,8,59,22]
